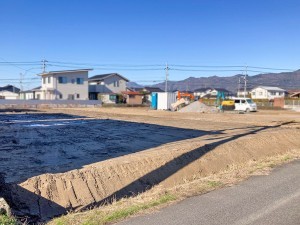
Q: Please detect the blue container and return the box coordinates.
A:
[151,93,158,109]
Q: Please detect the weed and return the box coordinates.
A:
[0,215,17,225]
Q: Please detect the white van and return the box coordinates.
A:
[233,97,257,112]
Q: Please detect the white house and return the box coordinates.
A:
[19,86,42,100]
[251,86,286,99]
[194,87,230,99]
[37,69,92,100]
[88,73,129,103]
[0,85,20,99]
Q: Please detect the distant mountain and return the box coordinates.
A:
[152,70,300,93]
[127,82,144,88]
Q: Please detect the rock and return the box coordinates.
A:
[0,197,11,216]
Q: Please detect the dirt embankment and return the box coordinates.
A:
[9,125,300,221]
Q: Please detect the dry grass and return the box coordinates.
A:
[48,149,300,225]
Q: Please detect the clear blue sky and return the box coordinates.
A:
[1,0,300,89]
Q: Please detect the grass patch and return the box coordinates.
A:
[206,180,223,188]
[0,215,17,225]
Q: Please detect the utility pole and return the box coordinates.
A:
[165,63,169,92]
[19,73,24,92]
[42,59,48,73]
[237,76,241,97]
[244,64,248,98]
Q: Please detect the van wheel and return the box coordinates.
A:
[245,108,250,113]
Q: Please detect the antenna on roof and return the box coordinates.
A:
[42,59,48,73]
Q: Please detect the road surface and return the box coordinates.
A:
[118,160,300,225]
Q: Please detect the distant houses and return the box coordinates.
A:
[0,85,20,99]
[4,68,298,104]
[88,73,129,103]
[193,87,230,99]
[250,86,286,99]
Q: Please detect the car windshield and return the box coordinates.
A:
[246,99,254,104]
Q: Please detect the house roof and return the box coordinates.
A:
[290,92,300,97]
[0,85,20,93]
[89,73,129,82]
[20,86,41,93]
[122,91,144,95]
[194,87,212,92]
[144,87,164,93]
[38,69,93,76]
[254,86,286,91]
[288,89,300,94]
[214,88,230,92]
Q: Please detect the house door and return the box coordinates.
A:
[68,94,75,100]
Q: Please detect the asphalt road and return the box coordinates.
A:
[118,160,300,225]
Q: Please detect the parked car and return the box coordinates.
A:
[233,97,257,112]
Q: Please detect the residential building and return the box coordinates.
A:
[19,86,42,100]
[194,87,230,99]
[288,89,300,98]
[251,86,286,99]
[37,69,92,100]
[194,87,213,98]
[131,87,164,103]
[122,91,144,105]
[0,85,20,99]
[88,73,129,103]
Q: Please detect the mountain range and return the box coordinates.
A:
[149,70,300,93]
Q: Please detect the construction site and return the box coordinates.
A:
[0,106,299,223]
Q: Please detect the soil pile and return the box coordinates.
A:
[8,127,300,221]
[179,101,218,113]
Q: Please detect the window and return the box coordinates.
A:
[59,94,63,99]
[234,100,240,104]
[259,92,263,95]
[48,77,51,84]
[58,77,67,84]
[252,92,255,96]
[109,95,116,101]
[76,78,84,84]
[113,80,119,87]
[76,94,80,98]
[43,77,46,84]
[241,100,246,104]
[246,99,254,104]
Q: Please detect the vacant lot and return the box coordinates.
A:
[0,108,299,221]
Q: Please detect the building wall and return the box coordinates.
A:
[0,91,19,99]
[40,71,89,100]
[127,95,143,105]
[251,87,285,99]
[89,75,127,94]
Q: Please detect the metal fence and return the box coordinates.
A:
[0,99,102,109]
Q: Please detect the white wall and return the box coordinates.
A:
[40,71,89,100]
[157,92,177,110]
[0,91,19,99]
[251,87,285,99]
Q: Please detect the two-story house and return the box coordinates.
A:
[251,86,286,99]
[88,73,129,103]
[38,69,92,100]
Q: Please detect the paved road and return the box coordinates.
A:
[118,160,300,225]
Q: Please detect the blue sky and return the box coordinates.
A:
[0,0,300,89]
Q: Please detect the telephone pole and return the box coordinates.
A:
[19,73,24,92]
[165,63,169,92]
[237,76,241,97]
[42,59,48,73]
[244,64,248,98]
